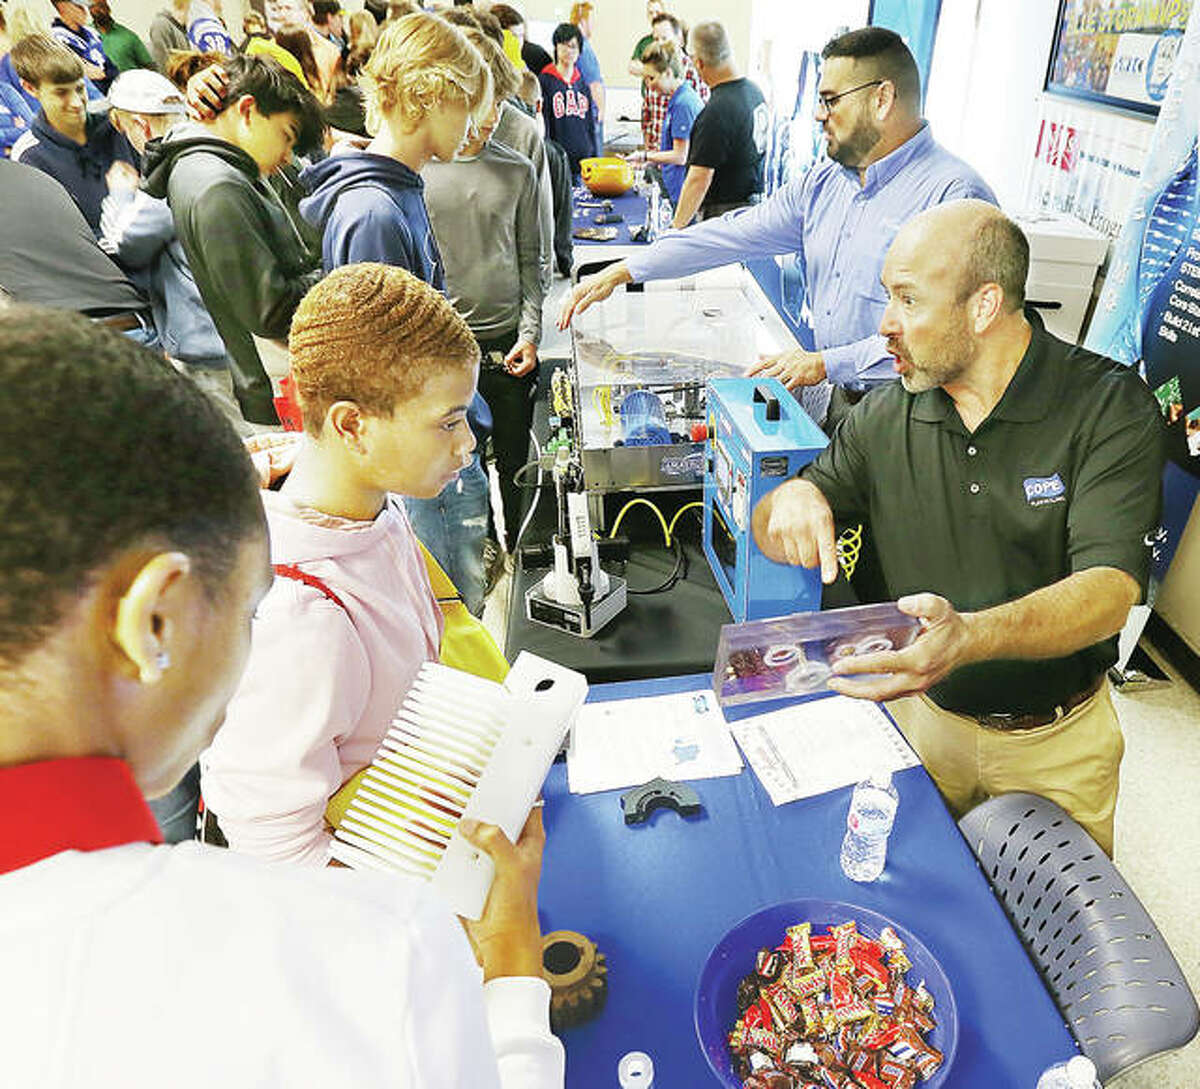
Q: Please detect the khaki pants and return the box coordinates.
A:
[886,685,1124,855]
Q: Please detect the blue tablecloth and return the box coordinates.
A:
[539,674,1077,1087]
[572,185,649,251]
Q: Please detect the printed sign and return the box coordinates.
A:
[1046,0,1192,114]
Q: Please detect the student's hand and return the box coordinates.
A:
[186,64,228,121]
[504,340,538,377]
[106,160,140,196]
[828,593,975,701]
[751,478,839,582]
[459,809,546,981]
[557,261,633,329]
[83,60,107,83]
[746,347,827,389]
[244,431,301,488]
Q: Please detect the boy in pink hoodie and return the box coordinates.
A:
[201,262,480,865]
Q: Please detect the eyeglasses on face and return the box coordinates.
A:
[816,79,884,112]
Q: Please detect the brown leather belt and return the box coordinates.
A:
[95,311,146,333]
[972,674,1106,731]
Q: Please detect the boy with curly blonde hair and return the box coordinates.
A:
[300,11,495,613]
[299,12,490,277]
[202,263,491,865]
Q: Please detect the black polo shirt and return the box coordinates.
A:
[802,309,1166,716]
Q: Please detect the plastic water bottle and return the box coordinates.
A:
[839,772,899,882]
[1035,1056,1100,1089]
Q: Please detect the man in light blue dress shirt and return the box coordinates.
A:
[559,27,996,426]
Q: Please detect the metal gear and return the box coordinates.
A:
[541,929,608,1031]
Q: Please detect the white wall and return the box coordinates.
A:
[925,0,1059,209]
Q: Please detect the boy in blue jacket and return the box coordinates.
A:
[299,12,497,613]
[10,34,134,233]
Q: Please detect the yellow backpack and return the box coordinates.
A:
[322,541,509,829]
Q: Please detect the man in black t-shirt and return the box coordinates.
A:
[672,20,766,227]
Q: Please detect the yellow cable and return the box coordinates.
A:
[667,501,704,544]
[608,497,671,547]
[591,385,615,427]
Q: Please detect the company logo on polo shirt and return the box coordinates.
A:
[1023,472,1066,506]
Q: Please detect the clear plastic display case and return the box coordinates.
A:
[568,267,801,494]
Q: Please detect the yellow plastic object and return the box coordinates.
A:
[580,156,635,197]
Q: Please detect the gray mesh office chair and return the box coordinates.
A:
[958,793,1198,1082]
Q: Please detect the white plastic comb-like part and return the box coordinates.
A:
[329,651,588,919]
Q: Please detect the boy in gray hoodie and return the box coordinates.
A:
[100,69,247,435]
[142,54,324,425]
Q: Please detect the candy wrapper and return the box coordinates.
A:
[727,919,943,1089]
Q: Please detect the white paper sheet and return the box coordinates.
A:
[730,696,919,806]
[566,689,744,795]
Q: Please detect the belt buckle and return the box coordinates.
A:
[976,711,1021,730]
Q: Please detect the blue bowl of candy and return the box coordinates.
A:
[695,898,958,1088]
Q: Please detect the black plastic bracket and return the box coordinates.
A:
[620,777,703,825]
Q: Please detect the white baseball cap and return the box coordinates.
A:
[108,70,188,116]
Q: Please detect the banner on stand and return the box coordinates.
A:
[1086,7,1200,591]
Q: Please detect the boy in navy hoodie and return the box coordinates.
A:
[10,35,133,233]
[299,12,496,613]
[299,14,489,280]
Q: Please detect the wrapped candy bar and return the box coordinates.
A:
[850,945,891,993]
[829,971,872,1026]
[765,981,800,1028]
[738,974,763,1012]
[831,921,857,973]
[757,949,784,983]
[745,1025,782,1054]
[879,926,912,975]
[786,923,815,971]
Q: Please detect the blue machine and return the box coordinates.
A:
[703,378,828,621]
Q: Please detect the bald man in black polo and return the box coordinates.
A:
[752,201,1166,855]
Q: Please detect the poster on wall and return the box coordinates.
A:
[1086,3,1200,584]
[1046,0,1193,115]
[1025,98,1153,240]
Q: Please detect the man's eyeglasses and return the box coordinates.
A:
[817,79,884,112]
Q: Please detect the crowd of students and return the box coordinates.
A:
[0,3,773,1083]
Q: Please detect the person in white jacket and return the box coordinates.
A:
[0,304,565,1089]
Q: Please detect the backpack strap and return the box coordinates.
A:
[272,563,348,612]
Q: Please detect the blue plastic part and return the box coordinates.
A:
[694,897,959,1088]
[619,389,672,446]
